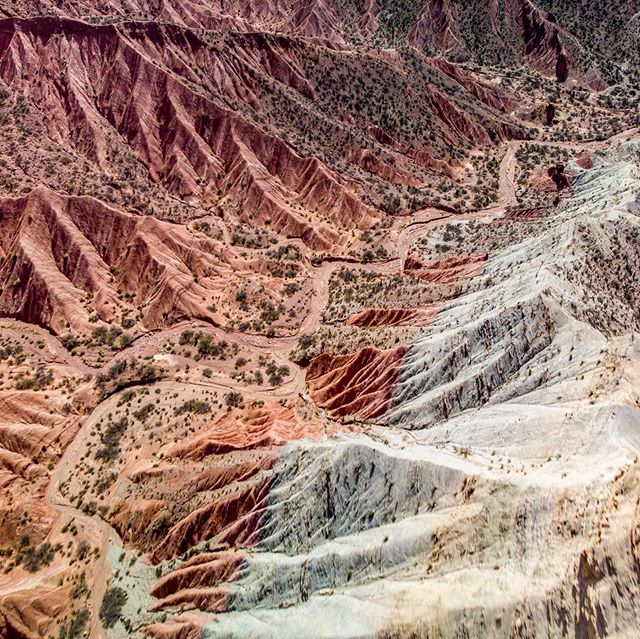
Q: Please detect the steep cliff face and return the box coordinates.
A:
[185,140,640,639]
[0,189,257,333]
[407,0,610,86]
[0,15,524,234]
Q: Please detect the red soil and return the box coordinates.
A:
[306,346,407,419]
[404,253,488,284]
[346,306,440,328]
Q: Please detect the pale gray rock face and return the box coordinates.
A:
[201,141,640,638]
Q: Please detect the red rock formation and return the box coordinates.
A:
[150,478,271,563]
[151,551,245,600]
[366,125,459,178]
[116,402,354,593]
[149,551,246,613]
[108,402,347,564]
[0,583,72,639]
[144,614,206,639]
[306,346,407,418]
[555,53,569,83]
[504,207,551,221]
[0,17,376,248]
[97,398,367,629]
[0,188,242,333]
[346,306,440,327]
[404,253,488,284]
[430,58,518,115]
[407,0,604,86]
[409,0,461,54]
[547,164,572,191]
[0,14,532,246]
[519,1,566,79]
[0,384,80,548]
[545,103,556,126]
[576,152,594,170]
[3,0,347,40]
[167,404,332,461]
[110,499,166,547]
[150,587,228,613]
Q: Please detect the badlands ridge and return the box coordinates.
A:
[0,1,640,638]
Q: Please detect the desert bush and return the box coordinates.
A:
[99,586,127,628]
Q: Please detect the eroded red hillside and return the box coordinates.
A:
[0,2,639,639]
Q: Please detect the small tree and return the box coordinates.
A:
[99,586,127,628]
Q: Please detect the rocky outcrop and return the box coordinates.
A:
[306,346,406,418]
[404,253,488,283]
[0,584,72,639]
[0,189,241,333]
[545,103,556,126]
[151,551,245,601]
[548,164,572,190]
[346,306,440,327]
[519,0,567,79]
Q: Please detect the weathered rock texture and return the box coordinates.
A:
[0,2,640,639]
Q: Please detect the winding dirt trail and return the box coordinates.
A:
[47,126,635,379]
[37,125,639,636]
[45,398,124,639]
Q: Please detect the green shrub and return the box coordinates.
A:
[99,586,127,628]
[225,391,243,408]
[59,608,89,639]
[175,399,210,415]
[17,542,56,572]
[61,333,80,351]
